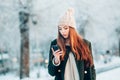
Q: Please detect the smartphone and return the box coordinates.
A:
[52,45,59,51]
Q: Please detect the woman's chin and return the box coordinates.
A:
[63,36,68,39]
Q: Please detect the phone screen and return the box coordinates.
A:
[52,45,59,51]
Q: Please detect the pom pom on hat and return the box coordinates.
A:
[58,8,76,29]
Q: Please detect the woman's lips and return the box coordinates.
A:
[63,34,66,36]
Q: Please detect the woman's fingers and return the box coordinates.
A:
[51,48,60,53]
[51,48,60,55]
[57,51,63,56]
[54,49,60,53]
[51,48,62,57]
[51,48,54,53]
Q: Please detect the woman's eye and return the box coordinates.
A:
[64,27,68,30]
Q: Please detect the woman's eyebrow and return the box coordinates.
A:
[58,26,61,28]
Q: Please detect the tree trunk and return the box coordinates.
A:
[119,37,120,57]
[19,11,29,79]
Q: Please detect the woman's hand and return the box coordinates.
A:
[51,48,62,64]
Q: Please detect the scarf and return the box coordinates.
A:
[64,52,80,80]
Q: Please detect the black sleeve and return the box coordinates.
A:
[84,42,96,80]
[90,65,96,80]
[89,42,96,80]
[48,41,61,76]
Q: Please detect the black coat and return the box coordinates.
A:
[48,39,96,80]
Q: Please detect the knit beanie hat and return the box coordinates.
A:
[58,8,76,29]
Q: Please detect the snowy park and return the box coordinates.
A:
[0,0,120,80]
[0,56,120,80]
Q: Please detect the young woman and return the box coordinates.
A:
[48,8,96,80]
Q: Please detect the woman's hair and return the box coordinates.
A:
[57,27,93,67]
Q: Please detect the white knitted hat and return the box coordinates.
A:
[58,8,76,29]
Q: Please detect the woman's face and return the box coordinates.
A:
[58,25,70,39]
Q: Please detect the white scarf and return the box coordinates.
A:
[64,52,80,80]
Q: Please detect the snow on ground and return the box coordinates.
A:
[0,56,120,80]
[95,56,120,73]
[0,67,54,80]
[95,56,120,69]
[97,67,120,80]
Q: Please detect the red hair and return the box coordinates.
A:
[57,27,93,67]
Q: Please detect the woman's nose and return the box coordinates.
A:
[61,30,66,33]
